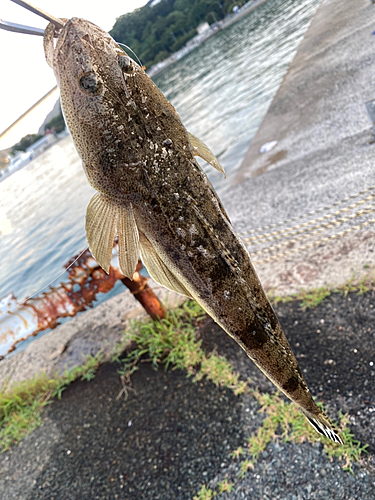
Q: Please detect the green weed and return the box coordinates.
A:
[269,286,331,309]
[0,353,102,451]
[298,286,331,309]
[269,268,375,309]
[193,480,233,500]
[230,446,244,459]
[120,300,247,395]
[338,271,375,297]
[268,292,295,305]
[217,480,233,493]
[193,485,215,500]
[244,391,368,474]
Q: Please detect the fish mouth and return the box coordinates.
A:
[49,17,122,87]
[44,18,92,75]
[52,18,108,59]
[43,21,59,70]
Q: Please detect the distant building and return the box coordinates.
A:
[0,150,10,171]
[38,99,61,136]
[197,22,210,35]
[149,0,162,7]
[26,133,56,157]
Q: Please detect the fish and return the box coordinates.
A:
[43,16,342,444]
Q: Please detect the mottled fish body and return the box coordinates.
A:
[44,18,342,444]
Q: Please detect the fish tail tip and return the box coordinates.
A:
[302,410,343,445]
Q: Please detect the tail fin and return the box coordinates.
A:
[302,410,343,444]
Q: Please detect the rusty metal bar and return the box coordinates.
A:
[121,261,167,321]
[0,247,166,359]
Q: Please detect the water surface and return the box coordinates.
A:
[0,0,319,338]
[154,0,319,188]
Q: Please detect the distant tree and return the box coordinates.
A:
[109,0,228,69]
[11,134,42,156]
[154,50,171,64]
[174,0,191,12]
[44,108,66,134]
[171,28,197,52]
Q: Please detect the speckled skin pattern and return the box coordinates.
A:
[43,18,341,442]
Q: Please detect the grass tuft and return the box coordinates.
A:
[217,479,233,493]
[119,300,247,395]
[244,390,368,474]
[269,286,331,309]
[192,480,233,499]
[298,286,331,309]
[0,353,102,451]
[193,484,215,500]
[338,271,375,297]
[269,268,375,309]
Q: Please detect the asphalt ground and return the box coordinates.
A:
[1,289,375,499]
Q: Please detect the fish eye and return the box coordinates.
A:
[118,55,133,73]
[79,72,102,95]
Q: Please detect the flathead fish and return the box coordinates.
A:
[43,17,342,444]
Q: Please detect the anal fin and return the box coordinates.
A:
[139,232,191,298]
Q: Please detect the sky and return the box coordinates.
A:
[0,0,148,149]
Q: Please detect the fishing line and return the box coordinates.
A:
[0,246,89,316]
[117,42,144,69]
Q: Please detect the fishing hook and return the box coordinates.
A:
[1,3,145,69]
[0,19,45,36]
[0,0,64,36]
[10,0,64,29]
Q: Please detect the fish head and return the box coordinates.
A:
[43,17,133,148]
[43,18,152,193]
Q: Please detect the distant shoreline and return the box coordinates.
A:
[0,87,58,141]
[147,0,270,78]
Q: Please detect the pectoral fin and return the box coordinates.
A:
[117,205,139,279]
[188,132,226,178]
[139,233,191,298]
[86,193,117,274]
[86,193,139,278]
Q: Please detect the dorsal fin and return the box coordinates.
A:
[188,132,226,178]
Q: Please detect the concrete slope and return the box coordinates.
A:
[236,0,375,180]
[219,0,375,296]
